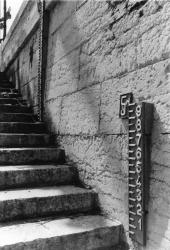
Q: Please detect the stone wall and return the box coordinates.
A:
[2,1,170,249]
[7,29,39,111]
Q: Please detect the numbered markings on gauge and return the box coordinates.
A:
[128,103,144,243]
[120,94,153,245]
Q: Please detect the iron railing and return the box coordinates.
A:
[0,0,11,42]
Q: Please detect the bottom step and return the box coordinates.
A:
[0,215,121,250]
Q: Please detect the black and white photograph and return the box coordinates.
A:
[0,0,168,249]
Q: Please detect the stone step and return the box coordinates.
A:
[0,122,46,133]
[0,79,12,84]
[0,98,17,105]
[0,84,13,89]
[0,87,19,93]
[0,133,53,147]
[0,72,7,79]
[0,165,75,189]
[0,78,9,81]
[0,147,65,165]
[0,98,26,105]
[0,78,12,83]
[0,215,121,250]
[0,113,36,122]
[0,92,21,98]
[0,104,31,113]
[0,186,96,222]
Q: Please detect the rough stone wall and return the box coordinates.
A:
[2,0,170,249]
[7,29,39,112]
[44,1,170,249]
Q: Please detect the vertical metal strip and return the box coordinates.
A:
[37,0,45,121]
[3,0,7,40]
[120,94,153,245]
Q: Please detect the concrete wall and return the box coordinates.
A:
[1,1,170,249]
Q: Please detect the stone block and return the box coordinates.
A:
[0,122,46,134]
[46,48,79,98]
[0,113,35,123]
[0,215,121,250]
[137,19,170,67]
[100,58,170,134]
[44,97,62,134]
[79,28,137,85]
[21,77,38,108]
[0,147,65,165]
[151,134,170,168]
[49,1,77,35]
[48,18,82,68]
[0,104,31,113]
[58,134,128,227]
[0,186,96,222]
[0,165,74,189]
[0,133,52,147]
[59,84,101,135]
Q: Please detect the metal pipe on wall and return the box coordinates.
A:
[3,0,6,40]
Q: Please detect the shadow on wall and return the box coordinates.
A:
[16,58,21,90]
[7,66,16,87]
[44,1,170,250]
[44,0,129,247]
[143,107,170,250]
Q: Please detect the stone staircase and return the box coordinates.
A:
[0,73,123,250]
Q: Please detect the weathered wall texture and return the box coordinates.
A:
[1,0,40,111]
[7,29,39,111]
[2,0,170,249]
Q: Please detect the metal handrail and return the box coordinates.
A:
[0,0,11,43]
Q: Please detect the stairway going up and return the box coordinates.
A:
[0,73,123,250]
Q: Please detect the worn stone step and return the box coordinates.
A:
[0,113,36,122]
[0,92,21,98]
[0,88,19,93]
[0,215,121,250]
[0,72,7,79]
[0,186,96,222]
[0,85,13,89]
[0,80,13,85]
[0,98,18,105]
[0,104,31,113]
[0,165,75,189]
[0,147,65,165]
[0,122,46,133]
[0,133,53,147]
[0,98,26,105]
[0,85,14,90]
[0,79,10,82]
